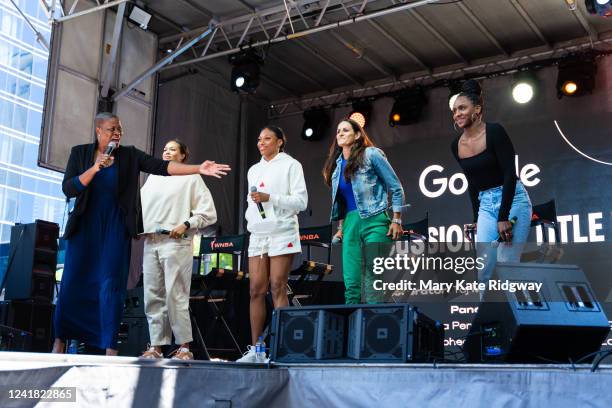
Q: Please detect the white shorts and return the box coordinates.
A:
[248,231,302,257]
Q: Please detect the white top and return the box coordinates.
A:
[141,174,217,233]
[245,152,308,235]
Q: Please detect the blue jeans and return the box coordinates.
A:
[476,182,532,282]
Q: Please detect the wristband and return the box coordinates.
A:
[391,218,402,225]
[183,220,191,229]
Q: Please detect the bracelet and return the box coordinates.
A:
[391,218,402,225]
[183,220,191,229]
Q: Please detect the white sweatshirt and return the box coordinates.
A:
[245,152,308,235]
[141,174,217,233]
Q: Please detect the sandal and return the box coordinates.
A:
[170,347,193,360]
[140,346,163,359]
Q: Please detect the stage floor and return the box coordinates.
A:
[0,352,610,407]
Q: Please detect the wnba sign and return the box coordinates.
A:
[418,155,541,198]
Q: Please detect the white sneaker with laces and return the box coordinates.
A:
[236,345,258,363]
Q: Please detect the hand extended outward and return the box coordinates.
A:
[199,160,231,178]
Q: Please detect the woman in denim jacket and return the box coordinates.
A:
[322,118,405,304]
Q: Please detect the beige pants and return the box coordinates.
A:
[143,234,193,345]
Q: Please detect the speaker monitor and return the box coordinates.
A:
[117,317,150,357]
[273,309,344,362]
[270,304,444,363]
[123,286,145,318]
[0,300,54,352]
[464,263,610,363]
[4,221,59,302]
[348,305,444,362]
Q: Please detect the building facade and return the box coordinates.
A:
[0,0,64,244]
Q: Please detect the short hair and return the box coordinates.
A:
[94,112,119,127]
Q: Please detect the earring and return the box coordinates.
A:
[453,122,460,132]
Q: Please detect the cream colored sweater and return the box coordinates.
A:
[141,174,217,233]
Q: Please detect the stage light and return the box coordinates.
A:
[511,72,538,104]
[235,76,246,88]
[561,81,578,96]
[301,109,330,141]
[388,87,427,127]
[512,83,534,104]
[229,50,263,94]
[349,99,372,128]
[128,5,152,30]
[556,59,597,98]
[585,0,612,17]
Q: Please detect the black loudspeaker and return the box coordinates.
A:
[4,221,58,302]
[273,309,344,362]
[117,317,149,357]
[0,300,54,352]
[464,263,610,363]
[123,286,145,318]
[270,304,444,363]
[347,305,444,362]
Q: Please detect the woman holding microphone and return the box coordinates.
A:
[450,80,532,282]
[237,126,308,363]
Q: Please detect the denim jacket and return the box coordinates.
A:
[330,147,404,221]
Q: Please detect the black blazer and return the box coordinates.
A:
[62,143,169,239]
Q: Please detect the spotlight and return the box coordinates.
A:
[585,0,612,17]
[128,5,152,30]
[556,59,597,98]
[229,50,263,94]
[511,72,538,104]
[348,99,372,128]
[388,87,427,127]
[301,109,330,141]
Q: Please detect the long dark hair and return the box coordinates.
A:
[167,139,189,163]
[262,125,287,152]
[322,118,374,187]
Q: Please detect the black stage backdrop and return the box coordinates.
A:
[264,56,612,352]
[154,56,612,355]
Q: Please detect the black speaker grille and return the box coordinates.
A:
[364,310,402,355]
[283,316,315,353]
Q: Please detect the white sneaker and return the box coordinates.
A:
[236,345,258,363]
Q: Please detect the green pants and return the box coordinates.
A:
[342,210,392,304]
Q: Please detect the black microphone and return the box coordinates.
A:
[155,228,186,239]
[497,216,518,242]
[104,141,117,156]
[250,186,266,219]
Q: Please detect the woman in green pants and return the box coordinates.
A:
[322,118,405,304]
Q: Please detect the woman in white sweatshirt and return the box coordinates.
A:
[140,140,217,360]
[237,126,308,363]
